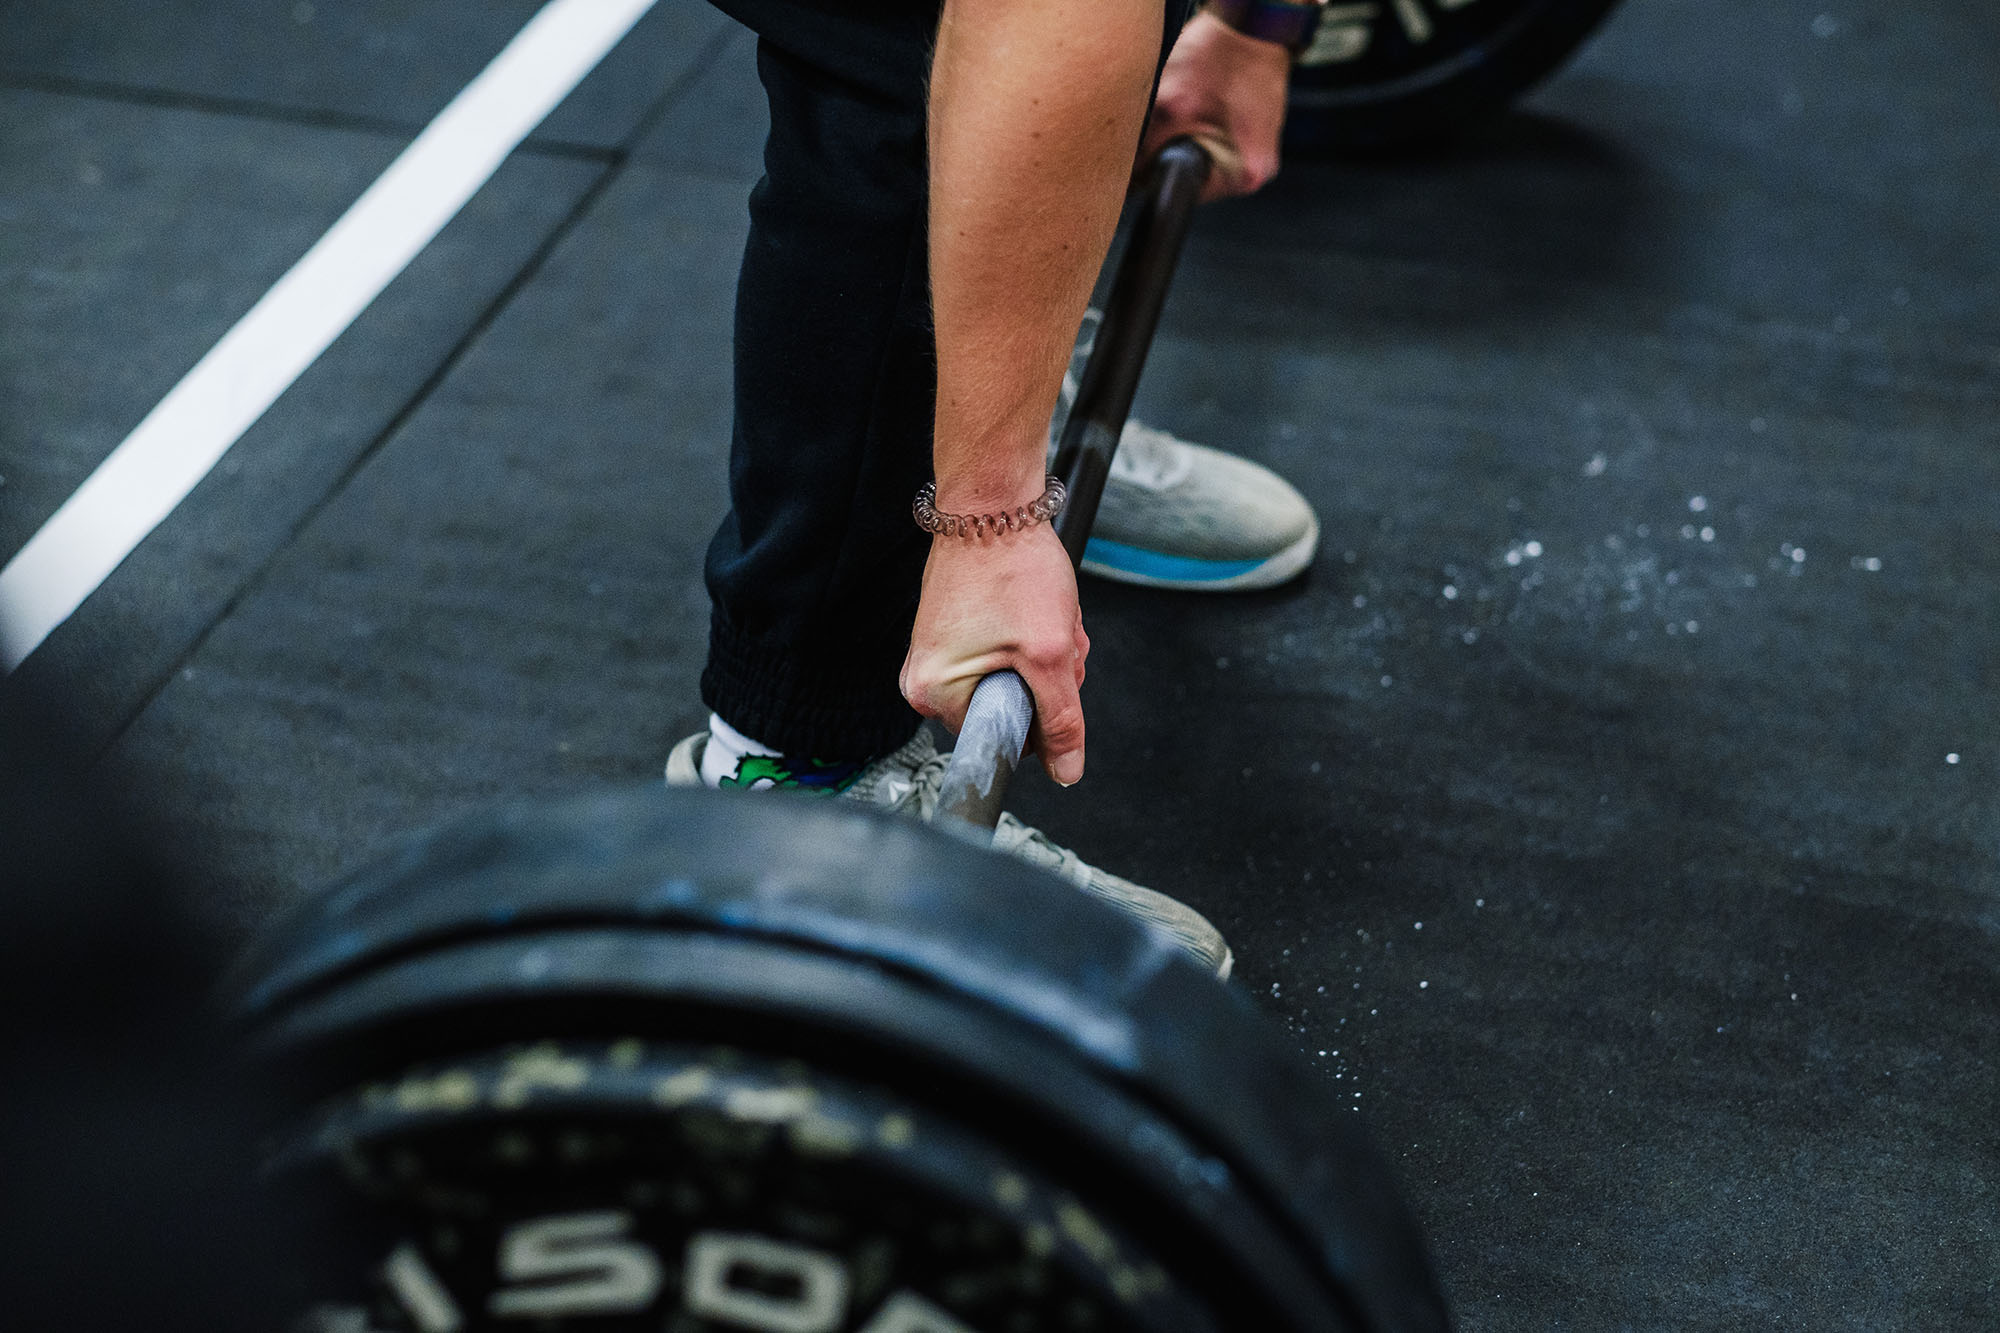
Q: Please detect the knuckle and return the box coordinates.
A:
[1027,639,1072,672]
[901,677,937,716]
[1039,702,1085,746]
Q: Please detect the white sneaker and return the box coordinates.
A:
[666,729,1234,978]
[1056,312,1320,592]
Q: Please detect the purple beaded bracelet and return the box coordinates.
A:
[913,475,1067,539]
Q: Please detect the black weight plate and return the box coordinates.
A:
[276,1039,1223,1332]
[227,786,1449,1331]
[251,925,1347,1328]
[1283,0,1623,151]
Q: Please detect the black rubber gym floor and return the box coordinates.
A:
[3,0,1994,1326]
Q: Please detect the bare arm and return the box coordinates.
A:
[902,0,1163,786]
[926,0,1163,506]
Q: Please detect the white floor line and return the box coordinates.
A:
[0,0,660,671]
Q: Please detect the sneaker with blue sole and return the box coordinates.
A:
[1082,418,1320,591]
[1057,309,1321,593]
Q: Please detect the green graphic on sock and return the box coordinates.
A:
[719,753,864,794]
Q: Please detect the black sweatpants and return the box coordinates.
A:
[699,0,1183,761]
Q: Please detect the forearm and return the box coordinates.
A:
[926,0,1163,511]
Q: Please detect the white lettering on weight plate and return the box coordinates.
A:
[1298,5,1381,66]
[1390,0,1435,43]
[857,1290,980,1333]
[384,1243,464,1333]
[488,1212,663,1318]
[684,1232,850,1333]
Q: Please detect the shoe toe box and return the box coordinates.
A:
[1095,440,1318,563]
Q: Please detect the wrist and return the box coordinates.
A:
[930,452,1052,515]
[917,475,1067,540]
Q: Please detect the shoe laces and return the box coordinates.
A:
[843,731,1228,973]
[1108,419,1195,490]
[846,729,952,819]
[992,814,1087,886]
[848,734,1086,885]
[1051,309,1193,492]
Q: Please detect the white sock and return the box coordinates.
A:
[700,713,782,789]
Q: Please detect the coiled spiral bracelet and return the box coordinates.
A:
[913,475,1067,539]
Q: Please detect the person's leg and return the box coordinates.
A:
[676,0,1231,975]
[699,0,1215,770]
[698,2,942,765]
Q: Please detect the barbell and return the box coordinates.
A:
[223,144,1451,1332]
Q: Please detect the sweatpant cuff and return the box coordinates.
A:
[700,608,923,761]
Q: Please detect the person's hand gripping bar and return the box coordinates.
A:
[929,140,1214,835]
